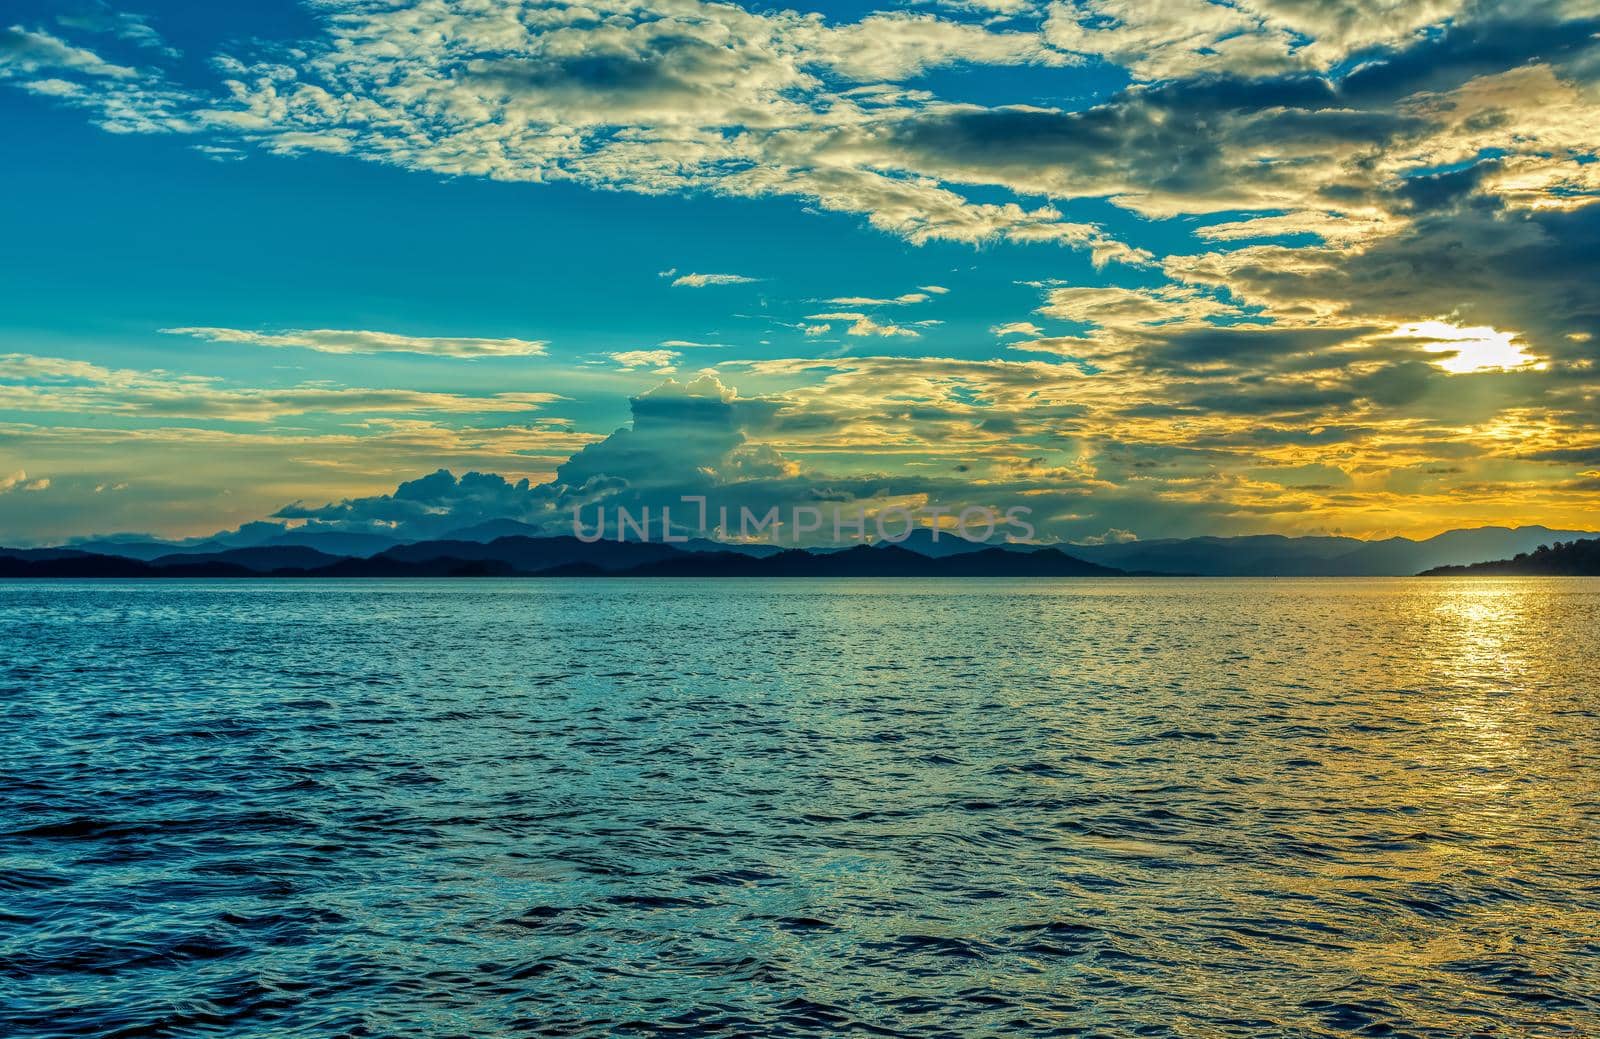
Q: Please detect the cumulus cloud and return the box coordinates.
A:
[163,326,549,357]
[1,469,50,493]
[273,374,798,539]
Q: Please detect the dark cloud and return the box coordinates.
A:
[1134,325,1376,370]
[866,76,1428,211]
[275,469,553,538]
[1211,200,1600,361]
[1339,16,1600,102]
[1395,160,1501,213]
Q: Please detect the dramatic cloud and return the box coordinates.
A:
[5,0,1600,541]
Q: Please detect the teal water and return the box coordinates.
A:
[3,578,1599,1037]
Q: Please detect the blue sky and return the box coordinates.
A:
[2,0,1598,544]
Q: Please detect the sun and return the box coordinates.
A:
[1394,321,1546,374]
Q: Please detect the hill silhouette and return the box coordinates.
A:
[0,539,1126,579]
[8,525,1598,579]
[1420,538,1600,575]
[1067,526,1599,576]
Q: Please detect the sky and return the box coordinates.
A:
[1,0,1598,546]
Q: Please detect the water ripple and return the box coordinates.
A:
[2,577,1598,1037]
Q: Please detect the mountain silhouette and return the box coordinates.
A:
[1067,526,1598,576]
[7,525,1597,578]
[1420,538,1600,575]
[0,539,1124,578]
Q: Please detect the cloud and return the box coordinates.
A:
[1078,527,1138,545]
[1,24,194,135]
[11,0,1600,267]
[162,326,548,357]
[802,12,1076,80]
[825,292,931,305]
[608,349,681,370]
[1,469,50,493]
[670,272,760,288]
[273,374,794,538]
[804,312,921,337]
[4,1,1133,254]
[0,25,134,79]
[57,4,177,56]
[9,0,1600,542]
[0,352,561,421]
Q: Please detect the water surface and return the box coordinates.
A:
[3,578,1598,1037]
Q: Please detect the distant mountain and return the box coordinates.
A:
[0,546,97,562]
[148,546,347,572]
[10,525,1596,579]
[68,530,403,560]
[378,535,686,571]
[299,555,516,577]
[440,518,546,541]
[69,538,232,561]
[679,537,786,558]
[0,548,523,579]
[439,520,785,558]
[1067,526,1600,576]
[620,544,1108,577]
[0,552,254,578]
[1421,538,1600,575]
[0,538,1125,579]
[872,527,1023,558]
[253,531,404,557]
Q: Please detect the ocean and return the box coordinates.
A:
[3,578,1598,1037]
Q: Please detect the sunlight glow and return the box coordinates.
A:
[1396,321,1544,374]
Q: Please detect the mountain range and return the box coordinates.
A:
[2,524,1595,578]
[0,537,1122,579]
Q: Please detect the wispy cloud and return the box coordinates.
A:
[0,352,560,421]
[162,327,548,357]
[0,25,135,78]
[670,273,760,288]
[825,292,932,305]
[804,312,921,338]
